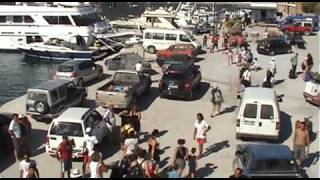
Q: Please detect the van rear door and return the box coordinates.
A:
[239,103,259,135]
[257,104,278,136]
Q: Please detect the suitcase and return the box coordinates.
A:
[289,69,296,79]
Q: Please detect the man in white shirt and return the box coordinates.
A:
[193,113,211,159]
[241,68,251,88]
[8,114,21,161]
[103,105,116,145]
[19,153,39,178]
[135,61,143,73]
[269,57,277,84]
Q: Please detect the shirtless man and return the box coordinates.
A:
[293,121,310,169]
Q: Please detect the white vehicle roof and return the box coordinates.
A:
[242,87,277,103]
[143,28,187,34]
[54,107,90,123]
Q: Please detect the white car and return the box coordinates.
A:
[125,35,143,46]
[45,107,108,158]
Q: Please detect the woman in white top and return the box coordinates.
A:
[88,151,103,178]
[122,131,139,157]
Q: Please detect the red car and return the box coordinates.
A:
[156,44,197,66]
[280,22,313,35]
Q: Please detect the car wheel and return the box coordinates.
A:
[269,50,275,56]
[97,70,103,80]
[34,101,49,115]
[148,46,156,54]
[77,78,84,87]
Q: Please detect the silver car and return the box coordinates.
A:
[54,60,103,86]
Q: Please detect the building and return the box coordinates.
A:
[277,2,304,16]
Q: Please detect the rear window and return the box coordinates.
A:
[163,73,185,81]
[58,65,74,72]
[28,92,47,102]
[260,105,274,119]
[243,104,257,118]
[251,159,297,172]
[113,73,140,83]
[50,122,83,137]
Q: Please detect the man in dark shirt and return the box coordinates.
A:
[229,168,248,178]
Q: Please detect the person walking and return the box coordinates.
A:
[202,35,208,50]
[148,129,160,175]
[229,167,248,178]
[306,53,313,71]
[262,69,273,88]
[268,57,277,84]
[122,131,139,159]
[18,115,32,155]
[227,46,234,65]
[129,104,142,134]
[55,135,74,178]
[193,113,211,159]
[88,151,104,178]
[82,135,98,177]
[19,152,39,178]
[8,113,21,162]
[172,139,189,177]
[290,53,298,78]
[188,147,197,178]
[293,121,310,169]
[210,83,224,118]
[135,61,143,73]
[241,66,251,88]
[103,105,116,145]
[211,34,219,53]
[137,149,155,178]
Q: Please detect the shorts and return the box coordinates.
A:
[175,159,186,170]
[61,159,72,172]
[294,145,306,161]
[196,138,207,145]
[12,138,21,152]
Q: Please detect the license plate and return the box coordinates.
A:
[244,121,255,125]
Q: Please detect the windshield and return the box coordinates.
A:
[113,73,140,84]
[163,73,185,81]
[251,159,297,172]
[58,65,74,72]
[187,32,196,41]
[50,122,83,137]
[72,13,101,26]
[28,92,47,102]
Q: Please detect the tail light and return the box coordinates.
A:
[159,79,163,90]
[184,82,191,92]
[236,119,240,127]
[45,136,49,145]
[71,72,78,78]
[276,122,280,130]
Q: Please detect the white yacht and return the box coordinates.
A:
[0,2,109,50]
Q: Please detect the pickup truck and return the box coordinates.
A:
[279,22,313,35]
[26,79,87,120]
[96,70,151,109]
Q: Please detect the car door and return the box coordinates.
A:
[257,103,277,136]
[239,102,259,135]
[85,111,107,143]
[88,62,98,81]
[78,62,91,83]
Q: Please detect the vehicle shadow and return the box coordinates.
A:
[279,111,293,143]
[297,43,306,49]
[195,57,205,62]
[31,129,47,156]
[303,151,320,168]
[137,87,159,112]
[84,74,112,87]
[0,152,15,173]
[193,82,210,101]
[197,163,218,178]
[202,140,230,158]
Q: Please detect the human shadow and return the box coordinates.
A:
[219,105,238,115]
[274,79,285,86]
[193,82,210,100]
[202,140,230,158]
[195,57,205,62]
[278,111,293,143]
[197,163,218,178]
[303,151,320,168]
[84,74,112,87]
[138,130,168,144]
[137,87,159,112]
[159,157,170,169]
[31,129,48,156]
[159,146,171,155]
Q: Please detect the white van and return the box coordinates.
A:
[143,28,201,54]
[236,88,282,141]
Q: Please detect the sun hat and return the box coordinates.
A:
[70,168,82,178]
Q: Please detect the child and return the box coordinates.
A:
[188,148,197,178]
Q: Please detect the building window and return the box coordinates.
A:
[24,16,34,23]
[0,16,6,23]
[13,16,23,23]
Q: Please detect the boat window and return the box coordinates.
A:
[145,32,152,39]
[165,34,177,41]
[0,16,6,23]
[179,34,191,42]
[13,16,23,23]
[58,16,72,25]
[44,16,72,25]
[24,16,34,23]
[152,33,164,40]
[243,103,257,118]
[34,36,43,42]
[26,36,34,44]
[72,13,101,26]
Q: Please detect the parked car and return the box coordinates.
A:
[195,24,211,34]
[46,107,108,159]
[236,87,282,141]
[156,44,197,67]
[303,72,320,107]
[159,61,201,100]
[107,53,151,73]
[158,54,195,70]
[233,143,301,178]
[279,21,313,35]
[257,38,292,56]
[54,60,103,87]
[283,32,304,45]
[26,79,87,120]
[96,70,151,109]
[0,113,13,155]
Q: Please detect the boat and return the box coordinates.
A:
[17,35,110,61]
[0,2,109,50]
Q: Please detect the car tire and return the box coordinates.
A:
[34,101,49,115]
[77,78,84,87]
[269,50,275,56]
[148,46,156,54]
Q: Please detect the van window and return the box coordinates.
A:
[165,34,177,41]
[180,34,191,42]
[145,32,152,39]
[243,104,257,118]
[260,105,274,119]
[153,33,164,40]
